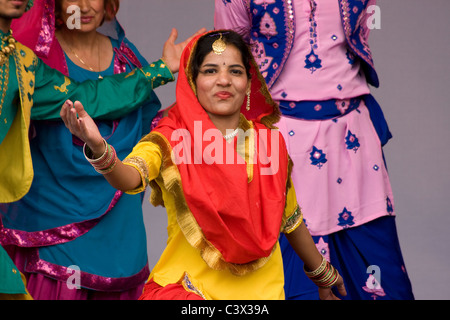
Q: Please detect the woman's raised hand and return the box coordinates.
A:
[162,27,207,73]
[60,100,105,157]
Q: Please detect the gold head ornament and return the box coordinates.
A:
[212,33,226,55]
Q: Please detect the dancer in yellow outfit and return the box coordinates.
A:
[61,30,347,300]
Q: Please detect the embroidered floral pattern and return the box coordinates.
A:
[249,0,295,88]
[386,196,394,215]
[304,49,322,73]
[259,12,278,39]
[309,146,327,168]
[250,40,273,77]
[315,237,330,262]
[336,99,350,114]
[337,207,355,228]
[345,130,360,152]
[304,0,322,73]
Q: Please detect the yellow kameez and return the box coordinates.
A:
[123,119,302,300]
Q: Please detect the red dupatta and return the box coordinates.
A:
[148,31,289,275]
[11,0,67,73]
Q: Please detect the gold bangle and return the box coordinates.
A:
[304,255,327,277]
[83,139,107,162]
[83,139,118,174]
[304,256,340,288]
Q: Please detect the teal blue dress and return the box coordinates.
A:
[0,23,168,296]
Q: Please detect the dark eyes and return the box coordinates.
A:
[230,69,244,75]
[200,68,216,74]
[200,68,244,75]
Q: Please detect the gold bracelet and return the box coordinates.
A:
[83,139,107,162]
[83,139,118,174]
[304,256,340,288]
[304,255,327,277]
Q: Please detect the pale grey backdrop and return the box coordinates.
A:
[117,0,450,300]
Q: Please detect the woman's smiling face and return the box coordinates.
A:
[58,0,105,32]
[195,44,250,121]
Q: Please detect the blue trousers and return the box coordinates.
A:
[280,216,414,300]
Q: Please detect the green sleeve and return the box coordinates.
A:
[30,59,174,120]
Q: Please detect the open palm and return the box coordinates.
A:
[60,100,103,152]
[162,27,206,73]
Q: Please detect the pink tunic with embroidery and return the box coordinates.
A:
[215,0,394,236]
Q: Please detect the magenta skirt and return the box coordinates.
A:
[6,246,144,300]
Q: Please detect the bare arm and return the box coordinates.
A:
[285,222,324,271]
[285,222,347,300]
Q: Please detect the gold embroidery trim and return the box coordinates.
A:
[137,59,173,88]
[283,205,303,234]
[122,156,150,194]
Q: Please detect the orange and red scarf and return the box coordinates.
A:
[149,31,290,273]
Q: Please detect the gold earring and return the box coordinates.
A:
[246,91,251,111]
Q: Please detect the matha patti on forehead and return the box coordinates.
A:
[212,33,226,55]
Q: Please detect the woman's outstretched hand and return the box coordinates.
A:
[162,27,207,73]
[60,100,104,157]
